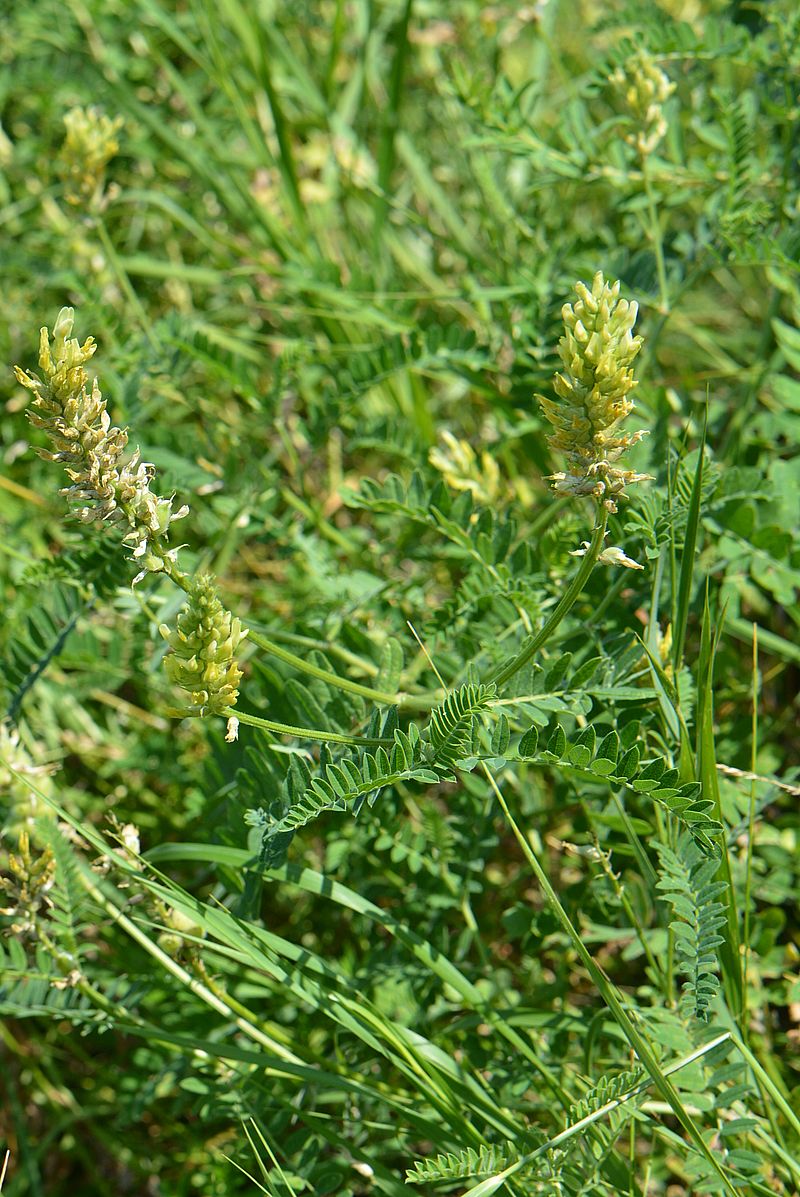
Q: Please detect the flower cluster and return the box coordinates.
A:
[0,830,56,940]
[59,106,124,209]
[429,429,501,505]
[1,721,53,840]
[539,271,650,514]
[160,576,247,718]
[610,52,675,159]
[14,309,188,584]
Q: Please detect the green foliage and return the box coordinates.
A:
[569,1069,645,1122]
[246,683,496,865]
[656,833,729,1020]
[245,715,432,864]
[424,681,496,773]
[405,1141,519,1186]
[1,537,120,722]
[518,717,723,851]
[2,0,800,1194]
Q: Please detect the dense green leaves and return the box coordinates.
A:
[2,0,800,1193]
[657,834,728,1020]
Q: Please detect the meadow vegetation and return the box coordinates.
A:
[1,1,800,1194]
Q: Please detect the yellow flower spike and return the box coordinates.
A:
[59,105,124,210]
[610,52,675,159]
[0,828,56,940]
[539,271,651,516]
[14,310,189,583]
[429,429,501,505]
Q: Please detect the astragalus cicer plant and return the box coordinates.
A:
[6,259,796,1197]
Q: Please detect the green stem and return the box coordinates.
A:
[742,624,758,1036]
[191,955,295,1053]
[666,918,676,1010]
[482,762,739,1197]
[592,832,664,988]
[374,0,414,245]
[642,156,670,315]
[483,1033,732,1193]
[324,0,346,101]
[252,627,380,677]
[93,215,157,347]
[610,790,658,890]
[729,1030,800,1139]
[247,628,435,711]
[257,46,307,236]
[488,506,608,688]
[78,864,301,1063]
[229,707,392,748]
[37,925,133,1025]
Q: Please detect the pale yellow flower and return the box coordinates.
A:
[429,430,501,504]
[539,271,650,514]
[570,542,645,570]
[0,722,53,839]
[14,309,189,584]
[59,106,123,209]
[610,52,675,158]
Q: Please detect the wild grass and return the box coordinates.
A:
[1,1,799,1195]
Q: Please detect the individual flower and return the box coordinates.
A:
[160,575,248,718]
[0,119,12,168]
[156,903,206,958]
[610,52,675,159]
[539,271,651,514]
[58,106,124,210]
[570,541,644,570]
[14,309,188,584]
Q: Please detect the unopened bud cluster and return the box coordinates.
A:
[59,106,124,209]
[160,576,247,718]
[610,52,675,158]
[539,271,650,514]
[14,309,188,584]
[0,830,56,940]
